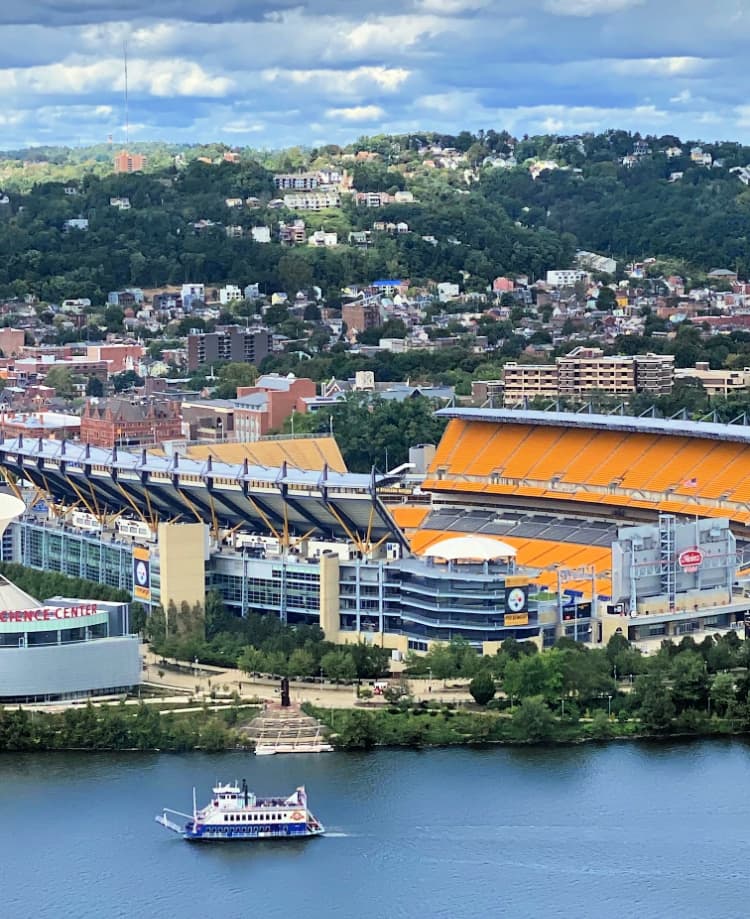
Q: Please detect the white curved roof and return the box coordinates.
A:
[422,535,517,562]
[0,493,25,540]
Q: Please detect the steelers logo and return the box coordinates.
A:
[135,561,149,586]
[506,588,526,612]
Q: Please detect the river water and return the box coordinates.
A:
[1,741,748,919]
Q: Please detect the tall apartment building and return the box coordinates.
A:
[114,150,146,174]
[187,326,271,371]
[502,348,674,406]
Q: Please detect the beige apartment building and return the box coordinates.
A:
[501,348,674,406]
[674,362,750,398]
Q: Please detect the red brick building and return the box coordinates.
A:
[0,328,25,358]
[114,150,146,174]
[342,301,380,335]
[86,343,145,374]
[80,397,182,448]
[234,374,316,440]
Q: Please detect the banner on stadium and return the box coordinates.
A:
[133,546,151,602]
[505,585,528,615]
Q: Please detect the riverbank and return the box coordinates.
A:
[0,700,259,753]
[3,695,748,753]
[308,700,750,749]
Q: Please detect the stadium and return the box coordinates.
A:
[398,407,750,648]
[1,409,749,657]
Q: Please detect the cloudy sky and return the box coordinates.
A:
[2,0,750,149]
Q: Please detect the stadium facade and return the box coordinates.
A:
[3,410,750,655]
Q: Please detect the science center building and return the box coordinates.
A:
[0,496,141,701]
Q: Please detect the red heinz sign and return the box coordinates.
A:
[678,548,704,571]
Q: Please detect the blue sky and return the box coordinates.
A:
[2,0,750,149]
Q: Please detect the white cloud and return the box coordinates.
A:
[262,66,410,92]
[544,0,644,15]
[223,118,265,134]
[343,15,447,52]
[610,56,709,76]
[415,0,490,12]
[0,57,233,98]
[0,1,748,148]
[670,89,692,104]
[325,104,386,121]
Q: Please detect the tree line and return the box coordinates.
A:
[0,701,247,753]
[316,631,750,748]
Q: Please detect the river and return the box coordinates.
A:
[1,741,748,919]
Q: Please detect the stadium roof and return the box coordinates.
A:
[0,437,405,547]
[435,407,750,445]
[422,534,516,561]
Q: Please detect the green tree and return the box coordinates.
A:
[85,376,104,397]
[44,365,76,398]
[320,649,357,682]
[589,710,613,740]
[214,362,258,399]
[511,696,556,742]
[238,646,266,675]
[709,671,735,716]
[635,676,676,732]
[111,369,144,392]
[468,671,496,706]
[337,710,377,749]
[288,648,316,678]
[670,651,708,712]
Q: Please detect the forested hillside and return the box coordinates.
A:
[1,129,749,303]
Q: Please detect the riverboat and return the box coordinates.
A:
[155,780,325,841]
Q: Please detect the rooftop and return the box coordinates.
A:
[435,407,750,445]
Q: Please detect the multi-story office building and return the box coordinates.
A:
[187,327,271,371]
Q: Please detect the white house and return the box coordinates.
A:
[219,285,243,305]
[546,269,591,287]
[181,284,205,310]
[64,218,89,231]
[437,282,460,303]
[308,230,338,248]
[251,226,271,243]
[109,197,131,210]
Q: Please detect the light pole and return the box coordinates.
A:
[607,694,612,718]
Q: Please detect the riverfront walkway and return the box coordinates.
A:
[140,648,473,708]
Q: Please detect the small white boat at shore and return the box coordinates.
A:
[255,741,334,756]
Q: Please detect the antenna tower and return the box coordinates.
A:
[123,40,129,147]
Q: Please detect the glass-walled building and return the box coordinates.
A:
[7,519,542,654]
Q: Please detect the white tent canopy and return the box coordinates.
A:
[422,535,517,562]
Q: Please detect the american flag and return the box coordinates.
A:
[683,477,698,488]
